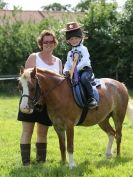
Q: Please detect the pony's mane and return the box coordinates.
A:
[19,67,64,82]
[37,68,64,78]
[19,68,33,81]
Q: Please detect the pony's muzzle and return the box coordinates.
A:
[19,106,34,114]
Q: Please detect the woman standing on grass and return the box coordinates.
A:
[18,30,62,166]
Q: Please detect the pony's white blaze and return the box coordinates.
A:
[19,76,33,113]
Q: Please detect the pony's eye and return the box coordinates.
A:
[30,88,34,92]
[28,84,34,91]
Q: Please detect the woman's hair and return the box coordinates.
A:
[37,30,58,50]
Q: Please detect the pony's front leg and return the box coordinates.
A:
[66,126,76,169]
[54,126,66,163]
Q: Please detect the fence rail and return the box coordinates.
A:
[0,75,19,81]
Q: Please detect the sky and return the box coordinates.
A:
[4,0,126,11]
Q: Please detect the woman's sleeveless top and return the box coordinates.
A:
[36,52,60,74]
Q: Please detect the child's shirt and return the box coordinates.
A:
[63,43,91,74]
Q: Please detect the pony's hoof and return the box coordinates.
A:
[106,153,112,159]
[69,162,76,169]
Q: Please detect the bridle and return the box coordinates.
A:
[20,76,41,107]
[20,74,67,107]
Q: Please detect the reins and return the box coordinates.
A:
[40,74,67,98]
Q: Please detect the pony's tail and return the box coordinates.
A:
[127,101,133,125]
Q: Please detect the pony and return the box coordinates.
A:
[19,67,133,169]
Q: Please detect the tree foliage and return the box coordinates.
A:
[0,0,7,9]
[0,13,68,75]
[81,0,132,87]
[41,3,72,12]
[82,1,118,76]
[116,0,133,85]
[74,0,97,12]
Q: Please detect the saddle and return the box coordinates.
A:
[72,79,101,108]
[71,79,101,126]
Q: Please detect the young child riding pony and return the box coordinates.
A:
[63,22,97,109]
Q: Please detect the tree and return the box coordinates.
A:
[116,0,133,87]
[82,0,119,78]
[0,0,7,9]
[74,0,97,12]
[41,3,72,12]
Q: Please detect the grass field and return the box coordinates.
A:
[0,95,133,177]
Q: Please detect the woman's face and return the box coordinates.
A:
[42,35,55,51]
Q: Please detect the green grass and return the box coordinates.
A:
[0,95,133,177]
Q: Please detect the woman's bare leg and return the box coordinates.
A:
[20,122,35,165]
[36,123,49,162]
[20,122,35,144]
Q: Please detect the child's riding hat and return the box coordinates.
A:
[63,22,83,40]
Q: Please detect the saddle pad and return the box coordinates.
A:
[72,79,101,108]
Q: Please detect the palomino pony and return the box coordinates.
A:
[19,67,132,169]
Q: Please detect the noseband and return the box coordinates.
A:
[20,76,41,107]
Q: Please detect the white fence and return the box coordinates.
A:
[0,75,19,81]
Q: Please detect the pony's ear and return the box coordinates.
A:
[20,65,24,75]
[31,67,36,78]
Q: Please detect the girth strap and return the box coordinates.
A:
[76,107,88,125]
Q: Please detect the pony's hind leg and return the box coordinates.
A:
[113,86,128,157]
[54,126,66,163]
[115,125,122,156]
[112,112,124,157]
[112,107,127,156]
[98,118,116,158]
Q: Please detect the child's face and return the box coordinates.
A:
[67,37,82,46]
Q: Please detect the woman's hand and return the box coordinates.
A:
[64,71,70,77]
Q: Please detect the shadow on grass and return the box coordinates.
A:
[95,156,132,169]
[9,160,91,177]
[9,156,133,177]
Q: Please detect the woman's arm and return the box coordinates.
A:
[25,53,36,69]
